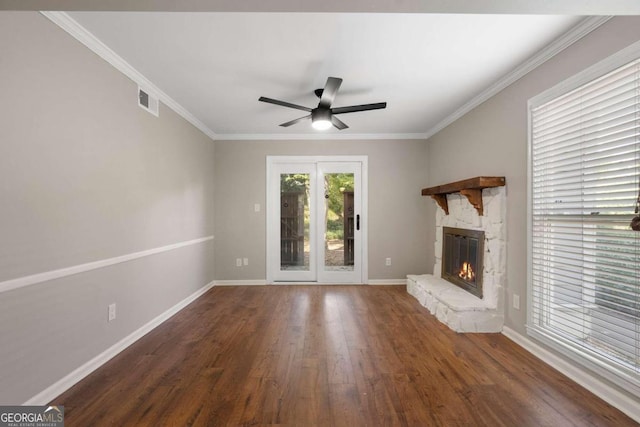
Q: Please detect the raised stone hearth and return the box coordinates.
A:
[407,274,503,332]
[410,179,506,333]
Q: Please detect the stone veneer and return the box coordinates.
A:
[408,186,506,332]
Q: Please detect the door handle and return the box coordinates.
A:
[356,214,360,231]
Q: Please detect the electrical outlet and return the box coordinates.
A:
[513,294,520,310]
[385,258,391,266]
[243,258,249,266]
[236,258,242,267]
[254,203,261,212]
[108,303,116,322]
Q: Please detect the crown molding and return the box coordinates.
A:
[215,132,428,141]
[40,11,218,141]
[40,12,611,143]
[39,11,424,142]
[423,16,612,139]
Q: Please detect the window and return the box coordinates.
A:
[528,43,640,395]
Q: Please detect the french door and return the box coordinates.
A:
[266,156,367,284]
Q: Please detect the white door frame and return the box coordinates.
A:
[266,155,368,284]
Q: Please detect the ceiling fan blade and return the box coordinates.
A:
[331,116,349,130]
[279,115,311,127]
[318,77,343,109]
[331,102,387,115]
[259,96,312,112]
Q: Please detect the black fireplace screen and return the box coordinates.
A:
[442,227,484,299]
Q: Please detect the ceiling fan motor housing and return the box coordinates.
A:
[311,108,331,122]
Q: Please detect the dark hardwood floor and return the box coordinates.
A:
[52,285,638,426]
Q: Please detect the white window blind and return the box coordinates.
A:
[529,54,640,394]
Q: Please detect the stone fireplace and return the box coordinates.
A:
[408,177,506,333]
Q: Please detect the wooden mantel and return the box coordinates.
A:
[422,176,506,216]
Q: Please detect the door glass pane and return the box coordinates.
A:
[280,174,310,271]
[324,173,355,271]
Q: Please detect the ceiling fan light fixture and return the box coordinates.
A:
[311,108,332,130]
[259,77,386,131]
[311,118,332,130]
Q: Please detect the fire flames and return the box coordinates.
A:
[458,262,475,281]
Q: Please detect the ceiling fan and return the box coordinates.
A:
[258,77,387,130]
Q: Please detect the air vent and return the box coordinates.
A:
[138,87,159,117]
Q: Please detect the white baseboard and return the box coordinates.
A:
[24,280,215,406]
[213,280,267,286]
[502,326,640,423]
[367,279,407,285]
[269,282,365,285]
[214,280,400,286]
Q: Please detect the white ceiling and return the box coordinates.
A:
[7,2,640,140]
[61,11,589,140]
[7,0,640,14]
[27,0,634,139]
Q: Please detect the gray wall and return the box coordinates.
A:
[0,12,215,404]
[426,19,640,406]
[426,16,640,335]
[214,139,432,281]
[11,7,637,409]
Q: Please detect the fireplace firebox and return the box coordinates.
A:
[442,227,484,299]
